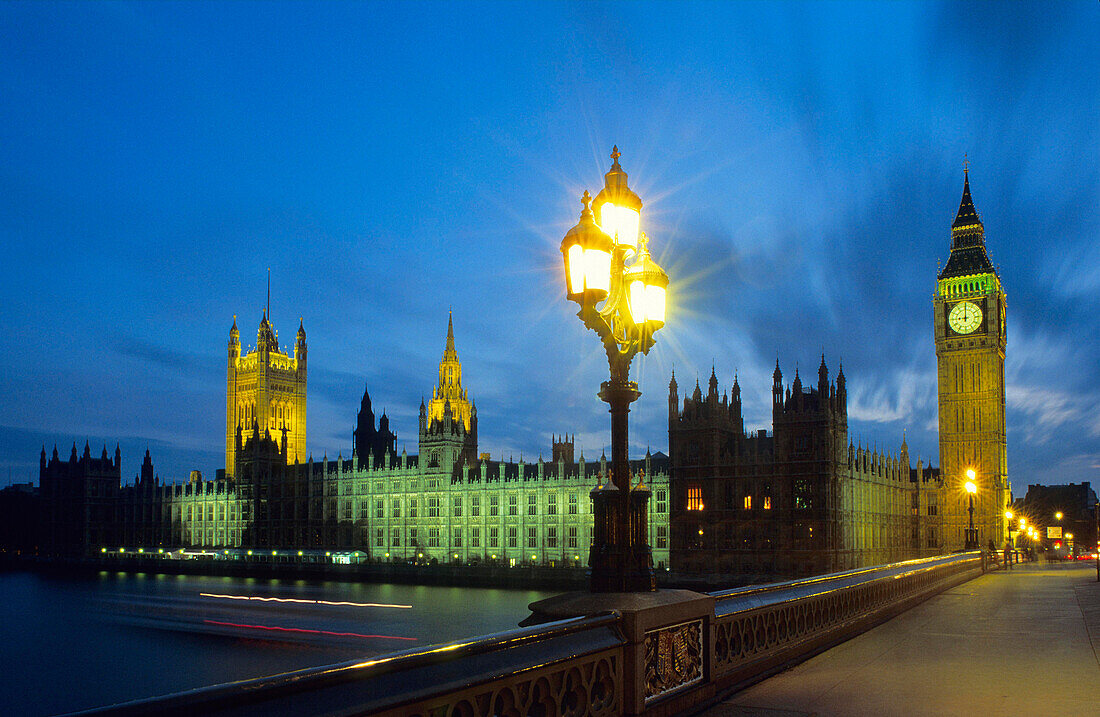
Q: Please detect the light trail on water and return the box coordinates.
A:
[203,619,417,641]
[198,592,412,608]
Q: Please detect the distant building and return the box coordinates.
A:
[0,481,41,555]
[1014,483,1097,554]
[934,169,1011,549]
[668,361,942,581]
[38,315,671,568]
[39,443,123,555]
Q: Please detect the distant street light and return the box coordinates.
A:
[1055,511,1063,521]
[560,147,668,593]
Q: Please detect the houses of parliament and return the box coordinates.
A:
[32,170,1011,579]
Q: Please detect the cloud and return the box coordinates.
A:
[1006,385,1094,445]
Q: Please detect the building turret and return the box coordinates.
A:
[229,316,240,357]
[668,370,679,423]
[731,372,744,433]
[836,363,847,416]
[552,434,575,464]
[140,449,154,484]
[353,384,397,465]
[295,318,307,364]
[257,311,278,353]
[708,366,719,403]
[772,360,783,421]
[818,354,829,401]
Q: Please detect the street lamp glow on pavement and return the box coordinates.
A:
[560,146,668,593]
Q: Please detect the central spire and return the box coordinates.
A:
[445,308,456,357]
[429,311,472,430]
[939,165,995,280]
[951,168,982,232]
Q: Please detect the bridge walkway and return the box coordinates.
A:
[702,561,1100,716]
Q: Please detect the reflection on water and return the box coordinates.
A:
[0,571,550,715]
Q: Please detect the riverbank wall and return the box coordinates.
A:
[0,553,622,590]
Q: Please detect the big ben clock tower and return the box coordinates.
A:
[934,167,1009,551]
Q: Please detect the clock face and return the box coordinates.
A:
[948,301,983,334]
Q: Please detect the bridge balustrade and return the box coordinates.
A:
[72,552,983,716]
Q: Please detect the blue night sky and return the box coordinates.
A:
[0,1,1097,492]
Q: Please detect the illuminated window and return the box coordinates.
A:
[743,495,752,510]
[657,526,668,549]
[687,484,703,511]
[763,496,772,510]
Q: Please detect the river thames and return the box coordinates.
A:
[0,570,552,715]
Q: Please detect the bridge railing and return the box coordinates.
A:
[707,552,983,698]
[72,552,983,716]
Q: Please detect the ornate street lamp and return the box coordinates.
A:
[964,469,978,550]
[560,146,668,593]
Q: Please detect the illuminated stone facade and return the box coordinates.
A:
[668,362,942,581]
[225,311,307,478]
[934,170,1010,550]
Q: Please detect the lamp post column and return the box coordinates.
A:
[591,371,645,592]
[967,494,975,549]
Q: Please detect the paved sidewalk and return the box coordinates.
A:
[703,561,1100,717]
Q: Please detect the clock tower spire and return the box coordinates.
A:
[934,166,1009,552]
